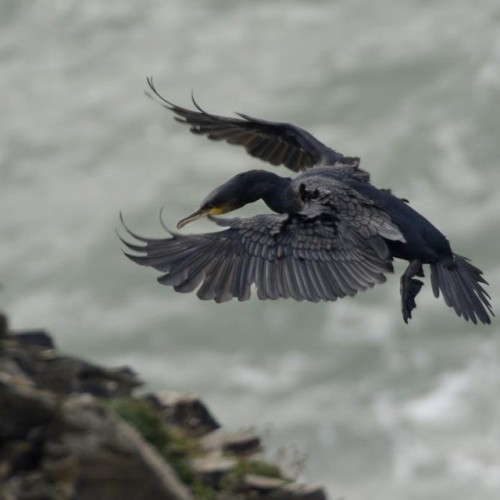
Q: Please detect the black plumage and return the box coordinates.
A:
[145,77,360,171]
[120,82,493,324]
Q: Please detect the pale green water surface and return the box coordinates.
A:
[2,2,500,499]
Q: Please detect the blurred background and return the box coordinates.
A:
[1,1,500,499]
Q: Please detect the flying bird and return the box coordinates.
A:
[119,78,493,324]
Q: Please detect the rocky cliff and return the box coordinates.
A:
[0,312,327,499]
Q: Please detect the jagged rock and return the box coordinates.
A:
[268,483,328,500]
[145,390,220,436]
[14,330,55,350]
[243,474,327,499]
[0,376,57,440]
[244,473,289,491]
[222,431,262,456]
[0,311,8,339]
[75,363,142,398]
[0,315,329,499]
[0,358,33,387]
[58,395,192,500]
[190,454,237,485]
[0,383,193,500]
[1,327,142,398]
[201,430,261,457]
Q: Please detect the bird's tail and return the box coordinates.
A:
[430,254,493,324]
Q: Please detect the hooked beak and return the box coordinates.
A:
[176,207,212,229]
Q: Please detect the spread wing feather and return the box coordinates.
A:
[120,204,402,303]
[146,77,350,172]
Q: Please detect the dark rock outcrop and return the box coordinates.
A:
[0,312,327,499]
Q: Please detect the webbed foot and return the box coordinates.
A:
[401,260,424,323]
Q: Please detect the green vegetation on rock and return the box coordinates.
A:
[106,398,197,486]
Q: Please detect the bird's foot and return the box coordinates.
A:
[401,260,424,323]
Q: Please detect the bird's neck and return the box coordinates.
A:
[255,172,298,214]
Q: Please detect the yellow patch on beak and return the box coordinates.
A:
[176,205,228,229]
[208,206,226,215]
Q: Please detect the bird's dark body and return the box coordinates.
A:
[291,166,452,263]
[343,178,453,263]
[120,79,493,324]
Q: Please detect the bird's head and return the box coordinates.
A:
[176,170,282,229]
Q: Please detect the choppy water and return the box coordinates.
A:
[2,1,500,498]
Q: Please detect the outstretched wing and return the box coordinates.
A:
[146,77,354,172]
[119,207,402,303]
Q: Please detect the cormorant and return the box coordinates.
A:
[120,78,493,324]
